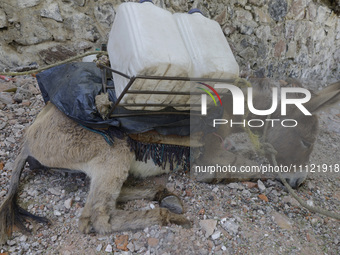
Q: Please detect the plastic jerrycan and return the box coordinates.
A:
[107,0,191,110]
[173,9,239,107]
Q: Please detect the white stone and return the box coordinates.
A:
[221,220,239,235]
[200,219,217,238]
[18,0,40,8]
[211,231,221,240]
[257,180,266,193]
[64,198,73,209]
[0,9,7,28]
[41,2,63,22]
[96,244,102,252]
[54,210,61,216]
[48,188,61,196]
[105,244,113,253]
[19,235,27,242]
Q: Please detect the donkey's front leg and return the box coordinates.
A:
[79,141,132,234]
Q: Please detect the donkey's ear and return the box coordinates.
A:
[305,81,340,114]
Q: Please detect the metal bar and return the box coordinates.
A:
[135,75,236,84]
[118,103,201,107]
[109,112,203,118]
[125,90,230,96]
[97,63,131,80]
[126,90,194,95]
[98,64,236,84]
[108,76,137,115]
[101,68,107,93]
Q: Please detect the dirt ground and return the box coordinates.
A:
[0,76,339,255]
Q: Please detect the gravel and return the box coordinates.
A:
[0,76,339,254]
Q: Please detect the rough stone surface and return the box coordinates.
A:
[17,0,41,9]
[268,0,288,21]
[0,9,7,28]
[0,0,338,82]
[40,2,63,22]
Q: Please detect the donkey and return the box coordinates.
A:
[0,78,339,244]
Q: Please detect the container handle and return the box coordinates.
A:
[139,0,153,3]
[188,8,203,15]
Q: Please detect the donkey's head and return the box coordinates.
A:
[260,80,340,188]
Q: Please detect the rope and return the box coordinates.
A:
[0,51,108,76]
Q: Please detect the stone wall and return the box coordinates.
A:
[0,0,339,83]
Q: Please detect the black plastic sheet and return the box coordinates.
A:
[36,62,222,136]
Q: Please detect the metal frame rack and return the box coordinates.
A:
[97,63,236,118]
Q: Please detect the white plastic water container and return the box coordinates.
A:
[173,10,239,107]
[107,1,192,110]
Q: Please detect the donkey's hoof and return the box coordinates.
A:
[160,195,183,214]
[79,216,91,234]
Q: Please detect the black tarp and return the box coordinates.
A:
[36,62,222,136]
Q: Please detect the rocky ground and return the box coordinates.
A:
[0,76,339,255]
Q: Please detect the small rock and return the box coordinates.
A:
[221,220,239,235]
[48,188,61,196]
[282,196,299,206]
[147,237,159,247]
[258,194,269,202]
[54,210,61,216]
[96,244,102,252]
[212,187,219,193]
[40,2,63,22]
[115,235,129,251]
[105,244,113,253]
[0,190,6,197]
[19,235,27,242]
[18,0,40,8]
[0,92,14,105]
[242,181,257,189]
[227,183,242,190]
[307,200,314,207]
[200,219,217,238]
[211,231,221,240]
[51,235,58,242]
[7,239,16,246]
[257,180,266,193]
[126,242,135,252]
[64,198,73,209]
[272,211,293,230]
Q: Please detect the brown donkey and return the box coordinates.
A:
[0,78,339,244]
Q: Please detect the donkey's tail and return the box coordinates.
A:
[0,147,49,245]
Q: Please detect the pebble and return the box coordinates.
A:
[148,237,159,247]
[105,244,113,253]
[211,231,221,240]
[0,190,6,197]
[200,219,217,238]
[96,244,102,252]
[272,211,293,230]
[221,220,239,235]
[48,188,61,196]
[307,200,314,207]
[257,180,266,193]
[64,198,73,209]
[19,235,27,242]
[51,235,58,242]
[54,210,62,216]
